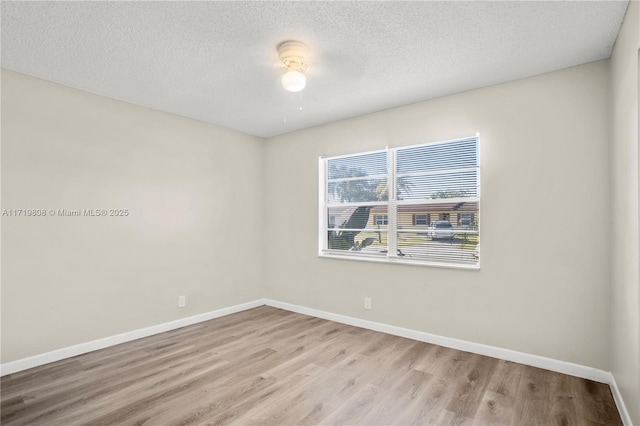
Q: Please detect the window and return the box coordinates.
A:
[319,136,480,268]
[458,213,474,226]
[414,214,430,226]
[375,214,388,225]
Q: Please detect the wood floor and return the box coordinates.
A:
[1,306,622,426]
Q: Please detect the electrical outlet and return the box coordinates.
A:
[178,295,186,308]
[364,297,372,310]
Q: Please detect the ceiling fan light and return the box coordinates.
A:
[282,70,306,92]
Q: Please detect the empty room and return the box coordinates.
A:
[1,1,639,425]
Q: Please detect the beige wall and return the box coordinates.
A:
[1,70,265,363]
[265,60,612,370]
[610,0,640,423]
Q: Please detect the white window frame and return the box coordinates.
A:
[318,135,480,270]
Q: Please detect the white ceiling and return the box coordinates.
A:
[1,1,629,138]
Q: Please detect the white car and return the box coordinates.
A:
[427,220,454,240]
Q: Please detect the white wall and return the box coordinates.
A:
[1,70,265,363]
[610,0,640,423]
[265,60,612,370]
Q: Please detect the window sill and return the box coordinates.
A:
[318,251,480,270]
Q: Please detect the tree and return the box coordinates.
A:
[379,177,413,201]
[430,189,468,199]
[328,165,380,202]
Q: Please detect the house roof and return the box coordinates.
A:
[366,202,478,214]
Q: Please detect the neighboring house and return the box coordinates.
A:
[369,202,479,230]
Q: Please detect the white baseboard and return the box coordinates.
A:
[264,299,610,382]
[0,299,267,377]
[1,297,631,425]
[608,373,634,426]
[265,299,632,424]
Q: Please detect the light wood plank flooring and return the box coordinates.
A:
[1,306,622,425]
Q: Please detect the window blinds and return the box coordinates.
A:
[320,136,480,268]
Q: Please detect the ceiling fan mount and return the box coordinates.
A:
[277,40,308,73]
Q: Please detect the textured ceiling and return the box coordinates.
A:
[1,1,629,138]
